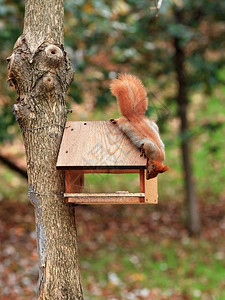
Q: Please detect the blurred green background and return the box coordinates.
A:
[0,0,225,299]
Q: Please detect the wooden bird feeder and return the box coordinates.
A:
[56,121,158,204]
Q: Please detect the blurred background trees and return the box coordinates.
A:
[0,0,225,298]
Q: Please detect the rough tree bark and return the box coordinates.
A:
[173,11,201,235]
[7,1,83,299]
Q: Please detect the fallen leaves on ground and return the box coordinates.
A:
[0,199,225,299]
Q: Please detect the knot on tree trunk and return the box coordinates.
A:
[7,36,74,131]
[45,45,64,67]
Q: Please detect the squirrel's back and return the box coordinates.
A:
[110,74,148,119]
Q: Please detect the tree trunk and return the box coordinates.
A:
[173,35,201,236]
[7,1,83,299]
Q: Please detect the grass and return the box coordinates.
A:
[80,239,225,299]
[75,203,225,300]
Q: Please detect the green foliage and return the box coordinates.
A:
[85,173,140,193]
[0,162,28,201]
[193,92,225,199]
[0,1,24,142]
[0,104,15,142]
[0,0,24,51]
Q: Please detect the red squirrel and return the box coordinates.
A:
[110,73,169,179]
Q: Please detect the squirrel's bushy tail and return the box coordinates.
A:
[110,73,148,119]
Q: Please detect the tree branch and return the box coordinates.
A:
[0,153,27,179]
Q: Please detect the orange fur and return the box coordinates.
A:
[110,73,148,118]
[110,73,168,179]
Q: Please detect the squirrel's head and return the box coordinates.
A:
[146,160,169,180]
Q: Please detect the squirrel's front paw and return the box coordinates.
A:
[110,118,118,124]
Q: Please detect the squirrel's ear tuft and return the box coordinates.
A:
[159,165,169,173]
[152,161,169,174]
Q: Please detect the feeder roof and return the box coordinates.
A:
[56,121,146,170]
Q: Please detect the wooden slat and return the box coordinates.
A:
[140,169,145,193]
[65,170,84,193]
[64,193,145,197]
[57,121,147,169]
[65,193,145,204]
[66,199,146,205]
[144,172,158,204]
[84,169,141,174]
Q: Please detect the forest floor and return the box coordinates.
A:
[0,198,225,300]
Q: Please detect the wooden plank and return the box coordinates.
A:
[144,172,158,204]
[64,193,145,197]
[65,170,84,193]
[84,169,141,174]
[65,193,145,204]
[140,169,145,193]
[66,199,147,205]
[57,121,147,169]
